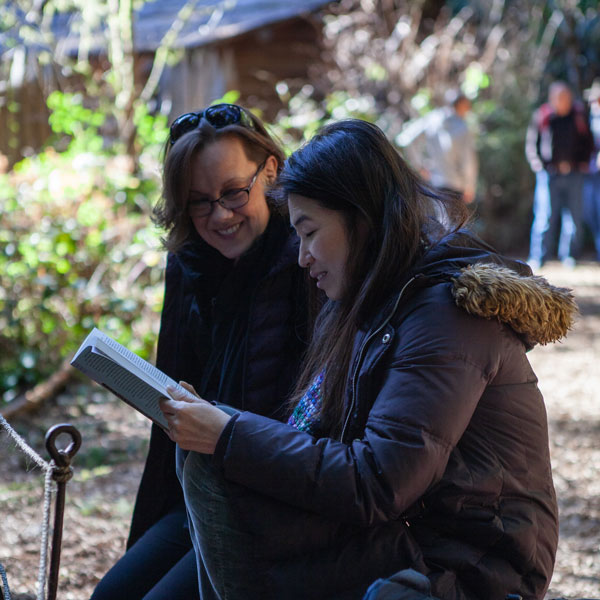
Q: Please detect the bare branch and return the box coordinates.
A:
[0,357,75,419]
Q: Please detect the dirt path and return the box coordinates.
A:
[1,261,599,599]
[527,261,600,599]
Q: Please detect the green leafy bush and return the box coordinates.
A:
[0,94,168,404]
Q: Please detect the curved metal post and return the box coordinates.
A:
[45,424,82,600]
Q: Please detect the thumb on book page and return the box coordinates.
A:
[165,382,200,403]
[179,380,200,401]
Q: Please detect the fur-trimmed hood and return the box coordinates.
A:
[412,231,579,349]
[452,263,578,347]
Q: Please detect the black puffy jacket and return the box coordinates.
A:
[128,214,309,547]
[211,232,576,600]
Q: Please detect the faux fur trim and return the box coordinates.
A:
[451,263,578,346]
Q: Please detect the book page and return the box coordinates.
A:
[96,332,176,389]
[82,329,176,391]
[91,335,198,402]
[71,327,200,427]
[73,346,169,429]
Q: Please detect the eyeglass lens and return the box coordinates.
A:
[169,113,201,145]
[188,161,264,217]
[204,104,243,128]
[188,189,249,217]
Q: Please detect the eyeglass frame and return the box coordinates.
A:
[169,103,255,146]
[187,159,267,218]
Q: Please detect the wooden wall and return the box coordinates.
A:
[159,13,326,124]
[230,14,326,119]
[0,75,53,169]
[0,12,326,167]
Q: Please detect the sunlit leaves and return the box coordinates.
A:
[463,62,490,98]
[47,91,105,136]
[1,103,165,403]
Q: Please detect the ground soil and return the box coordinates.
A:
[1,260,599,600]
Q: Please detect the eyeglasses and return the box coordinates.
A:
[169,103,255,146]
[187,160,267,218]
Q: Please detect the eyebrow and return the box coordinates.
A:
[291,214,312,229]
[189,174,253,196]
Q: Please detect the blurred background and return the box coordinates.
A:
[1,0,600,396]
[1,2,600,597]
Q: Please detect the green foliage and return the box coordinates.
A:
[133,103,169,149]
[463,64,490,99]
[211,90,242,106]
[47,91,105,138]
[0,92,167,404]
[270,84,377,155]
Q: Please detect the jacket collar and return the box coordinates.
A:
[365,230,577,350]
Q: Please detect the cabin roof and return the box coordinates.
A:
[2,0,333,56]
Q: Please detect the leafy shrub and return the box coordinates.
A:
[0,94,168,404]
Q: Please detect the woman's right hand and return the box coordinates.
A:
[159,381,232,454]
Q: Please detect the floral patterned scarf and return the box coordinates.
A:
[287,370,324,436]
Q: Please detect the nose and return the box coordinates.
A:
[298,241,313,269]
[210,201,235,220]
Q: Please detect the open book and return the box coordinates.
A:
[70,328,192,430]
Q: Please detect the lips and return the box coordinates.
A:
[216,222,242,236]
[310,270,327,282]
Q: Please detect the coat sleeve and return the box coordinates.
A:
[525,108,543,172]
[213,285,506,525]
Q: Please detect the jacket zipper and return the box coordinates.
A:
[340,276,419,442]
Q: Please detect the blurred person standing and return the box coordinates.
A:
[396,89,478,204]
[583,79,600,261]
[525,81,594,269]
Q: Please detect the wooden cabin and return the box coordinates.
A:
[0,0,334,166]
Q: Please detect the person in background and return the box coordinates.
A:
[90,104,310,600]
[583,79,600,261]
[162,119,575,600]
[525,80,594,269]
[396,89,478,204]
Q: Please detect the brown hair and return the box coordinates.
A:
[153,107,285,253]
[277,119,469,436]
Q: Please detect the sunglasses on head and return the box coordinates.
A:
[169,103,255,145]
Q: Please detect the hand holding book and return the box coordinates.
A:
[71,328,200,431]
[71,328,232,449]
[160,381,232,454]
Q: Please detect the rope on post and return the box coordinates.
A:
[0,561,12,600]
[0,413,56,600]
[44,424,81,600]
[38,467,54,600]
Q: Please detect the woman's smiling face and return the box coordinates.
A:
[288,194,351,301]
[189,136,274,260]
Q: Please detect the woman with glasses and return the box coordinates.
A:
[161,119,572,599]
[91,104,311,600]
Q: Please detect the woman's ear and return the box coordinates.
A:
[263,154,279,185]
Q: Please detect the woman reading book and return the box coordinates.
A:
[161,119,575,599]
[91,104,311,599]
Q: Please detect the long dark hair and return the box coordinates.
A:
[153,107,285,253]
[278,119,469,436]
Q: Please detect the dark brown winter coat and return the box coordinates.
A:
[212,232,577,600]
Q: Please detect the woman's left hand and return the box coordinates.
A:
[160,381,232,454]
